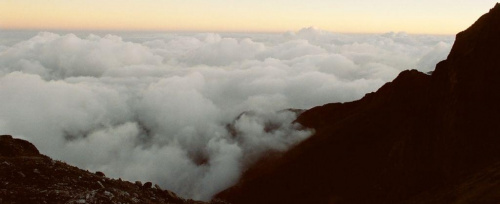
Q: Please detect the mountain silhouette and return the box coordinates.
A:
[216,3,500,204]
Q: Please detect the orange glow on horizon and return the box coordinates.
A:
[0,1,497,35]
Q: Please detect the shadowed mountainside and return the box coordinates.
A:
[216,3,500,204]
[0,135,228,204]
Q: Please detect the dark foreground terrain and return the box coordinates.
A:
[216,3,500,204]
[0,135,228,204]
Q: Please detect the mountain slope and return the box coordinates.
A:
[216,3,500,204]
[0,135,226,204]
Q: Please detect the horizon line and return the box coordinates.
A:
[0,27,456,36]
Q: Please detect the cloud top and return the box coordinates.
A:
[0,29,453,200]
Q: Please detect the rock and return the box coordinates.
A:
[97,181,105,189]
[119,191,130,197]
[0,135,40,157]
[154,184,162,190]
[104,191,114,199]
[165,190,179,200]
[135,181,142,186]
[95,171,105,177]
[75,199,86,204]
[17,172,26,178]
[143,182,152,188]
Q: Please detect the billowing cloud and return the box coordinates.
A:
[0,28,453,200]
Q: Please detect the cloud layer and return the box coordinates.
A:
[0,28,453,200]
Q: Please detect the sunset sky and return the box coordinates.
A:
[0,0,498,34]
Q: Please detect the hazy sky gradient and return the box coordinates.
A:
[1,1,498,35]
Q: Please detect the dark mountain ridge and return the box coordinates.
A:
[216,3,500,204]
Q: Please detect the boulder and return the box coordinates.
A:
[0,135,40,157]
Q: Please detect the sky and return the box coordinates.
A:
[0,0,498,34]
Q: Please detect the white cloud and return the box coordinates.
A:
[0,32,162,79]
[0,28,453,200]
[417,41,452,72]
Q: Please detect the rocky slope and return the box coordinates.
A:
[216,3,500,204]
[0,135,226,204]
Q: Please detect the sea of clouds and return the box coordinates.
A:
[0,28,453,200]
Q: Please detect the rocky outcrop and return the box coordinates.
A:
[216,3,500,204]
[0,135,227,204]
[0,135,40,157]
